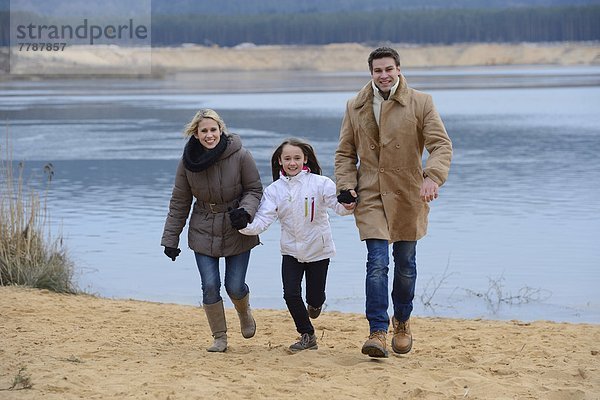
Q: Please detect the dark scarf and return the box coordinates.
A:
[182,134,228,172]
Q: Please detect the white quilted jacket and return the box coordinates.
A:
[240,170,353,263]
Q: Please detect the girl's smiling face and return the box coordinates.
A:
[279,144,307,177]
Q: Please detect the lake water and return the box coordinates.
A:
[1,66,599,323]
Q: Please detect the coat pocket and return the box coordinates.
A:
[389,167,422,203]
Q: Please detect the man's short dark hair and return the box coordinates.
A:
[368,47,401,72]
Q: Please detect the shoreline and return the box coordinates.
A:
[1,286,598,399]
[3,62,600,92]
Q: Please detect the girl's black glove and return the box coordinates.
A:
[337,190,357,204]
[164,246,181,261]
[228,208,251,229]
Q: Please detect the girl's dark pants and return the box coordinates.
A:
[281,255,329,335]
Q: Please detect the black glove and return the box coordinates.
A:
[228,207,251,230]
[337,189,357,204]
[163,246,181,261]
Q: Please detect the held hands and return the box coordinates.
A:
[337,189,358,210]
[420,176,439,203]
[163,246,181,261]
[228,207,251,230]
[337,189,357,204]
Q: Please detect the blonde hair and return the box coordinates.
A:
[183,109,227,137]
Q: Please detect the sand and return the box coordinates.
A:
[4,42,600,76]
[1,286,598,399]
[2,41,600,398]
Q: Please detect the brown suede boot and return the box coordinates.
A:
[361,330,389,358]
[230,293,256,339]
[203,300,227,352]
[391,316,412,354]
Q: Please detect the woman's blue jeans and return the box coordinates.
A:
[195,250,251,305]
[365,239,417,333]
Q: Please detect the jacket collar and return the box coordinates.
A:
[281,169,309,182]
[354,74,409,109]
[372,77,400,101]
[222,132,242,157]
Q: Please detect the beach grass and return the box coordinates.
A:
[0,136,76,293]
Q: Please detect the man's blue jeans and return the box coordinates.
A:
[195,250,251,305]
[365,239,417,333]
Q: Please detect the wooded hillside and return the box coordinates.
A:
[151,6,600,46]
[1,2,599,46]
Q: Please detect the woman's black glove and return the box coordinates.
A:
[228,207,251,230]
[164,246,181,261]
[337,189,357,204]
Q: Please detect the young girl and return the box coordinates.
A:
[239,138,354,352]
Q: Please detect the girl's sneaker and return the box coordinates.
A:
[289,333,318,352]
[307,305,321,319]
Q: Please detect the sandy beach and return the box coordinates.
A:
[1,286,598,399]
[3,42,600,76]
[2,41,600,399]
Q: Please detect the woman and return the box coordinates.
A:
[161,109,262,352]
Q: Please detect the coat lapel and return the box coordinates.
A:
[353,75,410,143]
[389,75,409,106]
[354,82,379,142]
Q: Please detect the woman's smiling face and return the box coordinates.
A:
[195,118,222,149]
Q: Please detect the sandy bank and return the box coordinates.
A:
[1,286,598,399]
[149,42,600,72]
[3,42,600,77]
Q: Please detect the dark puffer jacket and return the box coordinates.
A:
[161,133,262,257]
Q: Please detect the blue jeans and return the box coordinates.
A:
[195,250,251,305]
[365,239,417,333]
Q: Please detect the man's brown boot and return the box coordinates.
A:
[391,316,412,354]
[361,330,389,358]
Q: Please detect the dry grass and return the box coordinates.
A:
[0,135,76,293]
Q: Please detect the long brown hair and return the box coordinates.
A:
[270,138,322,182]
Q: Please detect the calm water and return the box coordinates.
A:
[1,66,599,323]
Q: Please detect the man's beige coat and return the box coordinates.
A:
[335,76,452,242]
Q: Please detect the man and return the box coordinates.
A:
[335,47,452,358]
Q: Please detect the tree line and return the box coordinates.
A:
[149,0,600,15]
[150,6,600,46]
[1,6,599,47]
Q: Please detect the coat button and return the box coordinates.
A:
[370,144,375,150]
[395,144,401,148]
[379,168,384,173]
